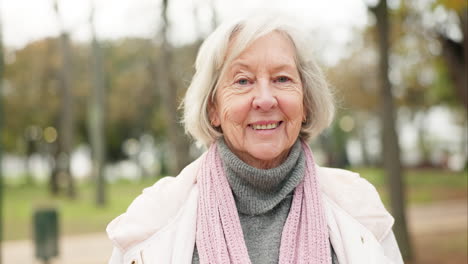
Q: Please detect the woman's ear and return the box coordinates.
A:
[208,101,221,127]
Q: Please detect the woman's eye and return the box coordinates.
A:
[276,76,290,83]
[236,78,250,85]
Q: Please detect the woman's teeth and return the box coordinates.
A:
[251,122,279,130]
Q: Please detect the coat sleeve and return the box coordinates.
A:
[381,231,404,264]
[108,247,123,264]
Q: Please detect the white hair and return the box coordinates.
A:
[181,14,335,147]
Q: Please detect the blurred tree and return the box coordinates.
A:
[2,3,221,183]
[88,4,106,206]
[320,118,350,168]
[3,36,169,176]
[155,0,191,175]
[326,34,380,166]
[51,0,76,198]
[328,0,466,170]
[103,39,153,162]
[436,0,467,109]
[4,39,60,152]
[390,0,467,167]
[371,0,412,260]
[2,38,60,185]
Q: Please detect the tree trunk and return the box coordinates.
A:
[56,32,76,198]
[157,0,191,175]
[89,7,106,207]
[374,0,412,260]
[51,1,76,198]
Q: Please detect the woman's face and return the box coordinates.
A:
[210,32,305,169]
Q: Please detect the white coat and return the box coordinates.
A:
[106,153,404,264]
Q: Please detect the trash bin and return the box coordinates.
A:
[33,208,59,262]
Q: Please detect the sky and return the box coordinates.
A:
[1,0,370,64]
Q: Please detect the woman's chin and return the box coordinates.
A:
[244,145,288,168]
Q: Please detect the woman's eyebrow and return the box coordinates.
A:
[229,61,297,73]
[271,63,297,73]
[229,61,252,71]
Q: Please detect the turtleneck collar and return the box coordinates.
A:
[217,137,305,215]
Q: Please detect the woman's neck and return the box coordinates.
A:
[217,137,305,215]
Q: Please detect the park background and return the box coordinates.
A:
[0,0,467,263]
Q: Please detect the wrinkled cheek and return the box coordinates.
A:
[221,101,248,127]
[218,113,242,142]
[285,119,302,139]
[282,97,304,139]
[219,106,247,148]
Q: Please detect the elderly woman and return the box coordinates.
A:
[107,15,404,264]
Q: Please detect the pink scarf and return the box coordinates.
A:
[196,141,331,264]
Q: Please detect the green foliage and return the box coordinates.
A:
[3,35,202,163]
[3,38,61,152]
[428,58,458,106]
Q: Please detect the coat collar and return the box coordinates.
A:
[107,153,393,252]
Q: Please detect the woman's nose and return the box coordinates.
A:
[252,80,278,111]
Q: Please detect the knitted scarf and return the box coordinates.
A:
[196,140,331,264]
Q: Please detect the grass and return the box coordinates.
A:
[351,167,468,206]
[4,177,160,241]
[3,167,467,241]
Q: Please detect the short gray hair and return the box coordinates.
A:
[181,14,335,147]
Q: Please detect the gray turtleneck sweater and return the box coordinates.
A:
[192,138,338,263]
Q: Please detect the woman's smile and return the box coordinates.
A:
[249,120,282,130]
